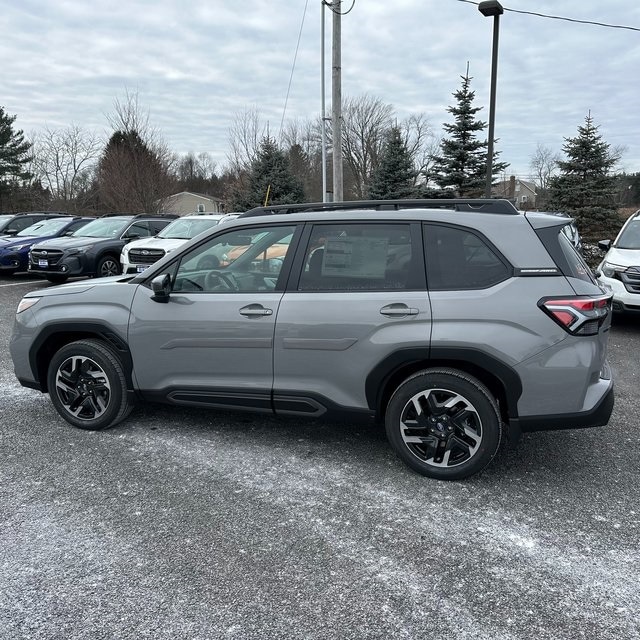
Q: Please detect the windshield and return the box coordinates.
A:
[615,220,640,250]
[17,218,72,237]
[72,218,131,238]
[158,217,221,239]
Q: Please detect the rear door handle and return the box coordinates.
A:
[380,303,419,318]
[239,304,273,317]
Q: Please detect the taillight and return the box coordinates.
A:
[538,295,612,335]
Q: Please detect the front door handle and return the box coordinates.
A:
[380,303,419,318]
[239,304,273,318]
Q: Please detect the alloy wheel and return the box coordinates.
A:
[54,355,112,421]
[399,387,482,468]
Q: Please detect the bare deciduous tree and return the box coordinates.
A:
[227,106,267,174]
[399,114,439,187]
[341,95,394,199]
[32,125,101,211]
[98,91,176,213]
[529,143,560,191]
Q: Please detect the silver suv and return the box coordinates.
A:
[10,199,614,480]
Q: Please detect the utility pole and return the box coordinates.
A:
[320,1,328,202]
[331,0,343,202]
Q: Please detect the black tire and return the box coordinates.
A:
[96,255,121,278]
[46,339,134,431]
[385,368,503,480]
[46,275,68,284]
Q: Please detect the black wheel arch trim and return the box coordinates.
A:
[28,322,134,393]
[365,346,523,420]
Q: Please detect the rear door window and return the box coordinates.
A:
[297,223,422,291]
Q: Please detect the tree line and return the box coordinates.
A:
[1,73,637,239]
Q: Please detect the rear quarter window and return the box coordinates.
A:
[423,224,511,290]
[536,226,596,284]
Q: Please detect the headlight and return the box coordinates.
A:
[601,261,625,278]
[68,245,94,256]
[17,297,40,314]
[11,244,30,251]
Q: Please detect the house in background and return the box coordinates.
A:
[492,176,538,209]
[161,191,224,216]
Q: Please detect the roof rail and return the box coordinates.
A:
[98,212,179,219]
[131,212,179,219]
[239,198,519,218]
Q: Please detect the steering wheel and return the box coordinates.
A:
[204,270,238,291]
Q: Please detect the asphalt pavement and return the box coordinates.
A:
[1,274,638,640]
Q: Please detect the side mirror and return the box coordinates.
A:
[150,273,171,303]
[598,239,611,252]
[4,228,18,235]
[125,234,140,242]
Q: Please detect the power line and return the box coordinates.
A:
[456,0,640,32]
[322,0,356,16]
[279,0,310,139]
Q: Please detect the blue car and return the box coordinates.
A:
[0,216,92,275]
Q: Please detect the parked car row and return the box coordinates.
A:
[0,211,243,282]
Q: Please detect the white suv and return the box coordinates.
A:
[121,214,224,274]
[597,209,640,313]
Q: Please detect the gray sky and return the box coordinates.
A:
[2,0,639,179]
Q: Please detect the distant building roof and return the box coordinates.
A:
[166,191,224,203]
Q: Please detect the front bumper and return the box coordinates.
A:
[597,274,640,313]
[0,252,27,271]
[28,254,87,277]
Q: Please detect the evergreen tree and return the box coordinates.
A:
[0,106,33,209]
[97,130,174,213]
[368,126,417,200]
[229,136,305,210]
[547,113,619,236]
[431,71,507,196]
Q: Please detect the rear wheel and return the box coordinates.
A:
[385,368,503,480]
[96,255,121,278]
[46,339,134,430]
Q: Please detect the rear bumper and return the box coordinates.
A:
[509,382,614,433]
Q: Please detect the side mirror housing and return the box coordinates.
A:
[150,273,171,303]
[598,239,611,252]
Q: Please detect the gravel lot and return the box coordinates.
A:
[1,274,639,640]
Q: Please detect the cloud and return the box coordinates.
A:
[1,0,639,177]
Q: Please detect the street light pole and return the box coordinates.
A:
[478,0,504,199]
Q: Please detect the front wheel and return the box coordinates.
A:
[96,255,121,278]
[385,368,503,480]
[46,339,134,430]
